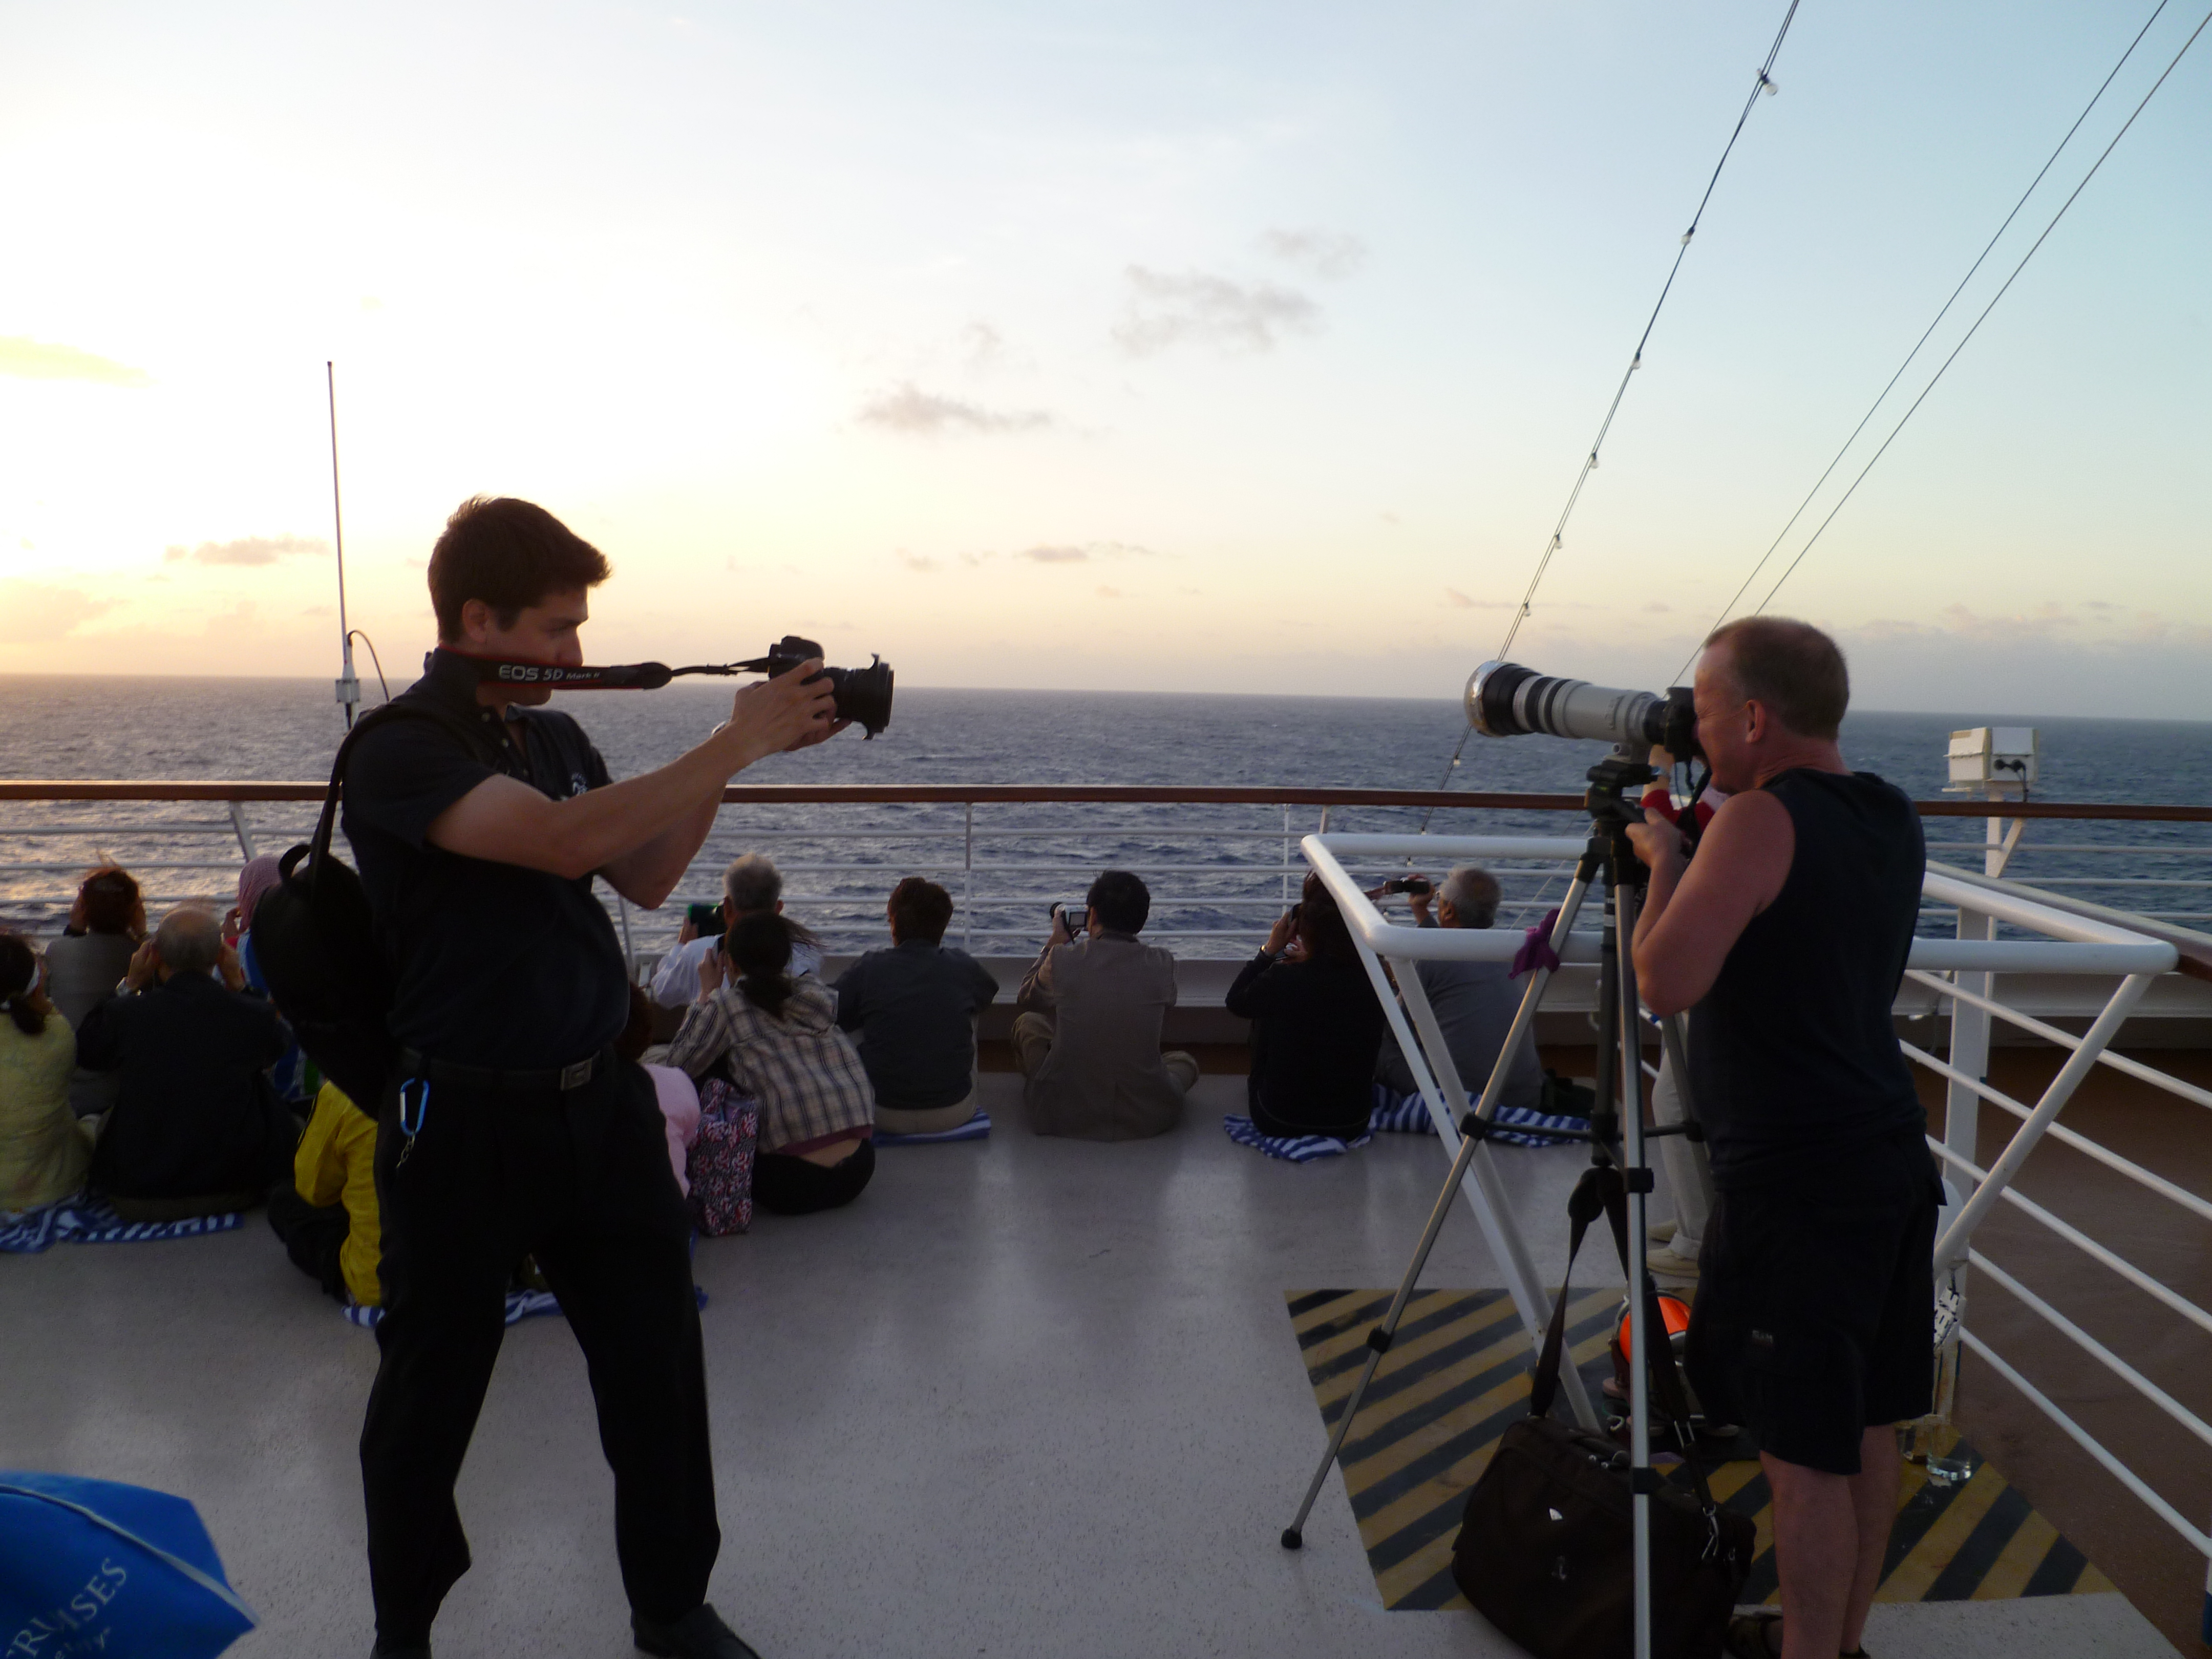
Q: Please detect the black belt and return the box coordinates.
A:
[397,1046,615,1094]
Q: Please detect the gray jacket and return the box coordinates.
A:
[1016,932,1183,1140]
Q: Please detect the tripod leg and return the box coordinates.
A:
[1281,1121,1494,1546]
[1614,880,1655,1659]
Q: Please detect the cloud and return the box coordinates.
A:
[1444,588,1507,609]
[900,553,941,572]
[0,335,153,387]
[1257,229,1366,280]
[0,580,120,644]
[1096,585,1122,599]
[1018,545,1089,563]
[163,534,330,567]
[1112,267,1320,356]
[961,322,1003,367]
[856,381,1052,436]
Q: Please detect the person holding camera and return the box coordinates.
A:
[1011,869,1196,1140]
[1626,616,1931,1659]
[649,853,821,1011]
[1226,871,1387,1142]
[1365,866,1543,1118]
[341,496,843,1659]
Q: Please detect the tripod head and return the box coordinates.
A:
[1582,744,1657,891]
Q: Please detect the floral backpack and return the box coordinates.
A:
[687,1078,759,1237]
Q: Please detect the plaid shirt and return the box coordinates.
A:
[667,975,874,1152]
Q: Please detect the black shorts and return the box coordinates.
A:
[1687,1131,1940,1475]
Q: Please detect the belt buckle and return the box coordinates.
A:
[558,1057,594,1091]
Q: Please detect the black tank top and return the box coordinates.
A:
[1687,769,1925,1189]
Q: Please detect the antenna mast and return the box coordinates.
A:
[327,360,360,728]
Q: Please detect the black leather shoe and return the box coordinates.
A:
[632,1603,763,1659]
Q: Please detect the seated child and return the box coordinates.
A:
[267,1082,380,1306]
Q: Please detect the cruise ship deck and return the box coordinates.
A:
[0,1054,2185,1658]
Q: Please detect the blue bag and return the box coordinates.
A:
[0,1472,257,1658]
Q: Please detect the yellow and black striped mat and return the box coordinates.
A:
[1288,1287,2116,1612]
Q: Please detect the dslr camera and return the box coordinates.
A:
[1465,661,1698,760]
[742,635,896,738]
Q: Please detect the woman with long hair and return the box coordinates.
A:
[1,933,97,1211]
[667,911,876,1214]
[1226,870,1387,1141]
[44,865,144,1117]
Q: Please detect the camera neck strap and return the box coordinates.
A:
[450,655,779,691]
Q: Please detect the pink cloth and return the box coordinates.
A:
[1510,907,1563,979]
[236,855,284,930]
[644,1063,701,1197]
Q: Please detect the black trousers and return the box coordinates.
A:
[359,1056,718,1644]
[752,1138,876,1216]
[266,1181,349,1300]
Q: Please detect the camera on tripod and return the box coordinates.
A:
[1465,661,1698,760]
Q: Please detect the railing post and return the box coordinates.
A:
[963,801,975,951]
[226,801,259,861]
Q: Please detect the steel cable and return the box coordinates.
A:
[1686,0,2186,669]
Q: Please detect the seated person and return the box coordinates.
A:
[1012,869,1197,1141]
[75,906,295,1222]
[649,852,821,1010]
[1368,865,1543,1117]
[835,877,999,1135]
[1,934,97,1213]
[1227,871,1387,1141]
[667,912,875,1215]
[617,984,702,1197]
[43,865,144,1118]
[267,1081,380,1306]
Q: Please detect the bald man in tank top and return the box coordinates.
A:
[1628,616,1934,1659]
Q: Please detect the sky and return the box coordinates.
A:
[2,0,2207,715]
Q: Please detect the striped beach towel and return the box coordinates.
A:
[873,1110,992,1147]
[0,1195,243,1254]
[1368,1086,1591,1148]
[1221,1115,1373,1163]
[343,1283,710,1330]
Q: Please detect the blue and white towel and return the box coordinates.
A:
[0,1195,243,1255]
[874,1110,992,1147]
[1221,1115,1374,1163]
[343,1284,709,1330]
[1368,1086,1590,1149]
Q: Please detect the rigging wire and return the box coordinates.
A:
[1418,0,1799,827]
[347,629,391,703]
[1683,0,2182,676]
[1746,1,2209,619]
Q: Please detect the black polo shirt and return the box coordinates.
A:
[341,647,629,1069]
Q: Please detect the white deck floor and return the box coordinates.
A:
[0,1073,2177,1658]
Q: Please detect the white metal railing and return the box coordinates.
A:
[1303,830,2212,1587]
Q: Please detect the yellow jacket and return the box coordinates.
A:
[296,1082,380,1307]
[2,1014,94,1213]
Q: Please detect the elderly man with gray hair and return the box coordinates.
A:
[650,852,823,1009]
[75,904,294,1221]
[1367,864,1544,1117]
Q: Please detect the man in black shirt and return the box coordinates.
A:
[1628,617,1930,1659]
[343,496,839,1659]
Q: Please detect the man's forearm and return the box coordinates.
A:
[601,790,722,908]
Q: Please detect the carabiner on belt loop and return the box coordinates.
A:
[398,1077,431,1139]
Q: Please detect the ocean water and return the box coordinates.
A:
[2,674,2207,951]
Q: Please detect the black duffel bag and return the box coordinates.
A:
[1452,1166,1754,1659]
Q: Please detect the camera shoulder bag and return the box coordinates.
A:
[1451,1165,1754,1659]
[249,700,487,1119]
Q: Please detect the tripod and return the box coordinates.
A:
[1280,748,1701,1659]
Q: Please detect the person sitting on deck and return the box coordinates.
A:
[649,852,821,1010]
[1,934,97,1213]
[267,1081,381,1306]
[43,865,144,1119]
[74,905,295,1222]
[1227,871,1388,1142]
[619,983,703,1197]
[834,877,998,1136]
[668,912,876,1215]
[1011,869,1197,1141]
[1366,865,1543,1118]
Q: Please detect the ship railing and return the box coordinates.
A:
[2,783,2208,969]
[1309,826,2212,1599]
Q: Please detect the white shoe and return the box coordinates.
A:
[1646,1245,1700,1280]
[1647,1219,1677,1245]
